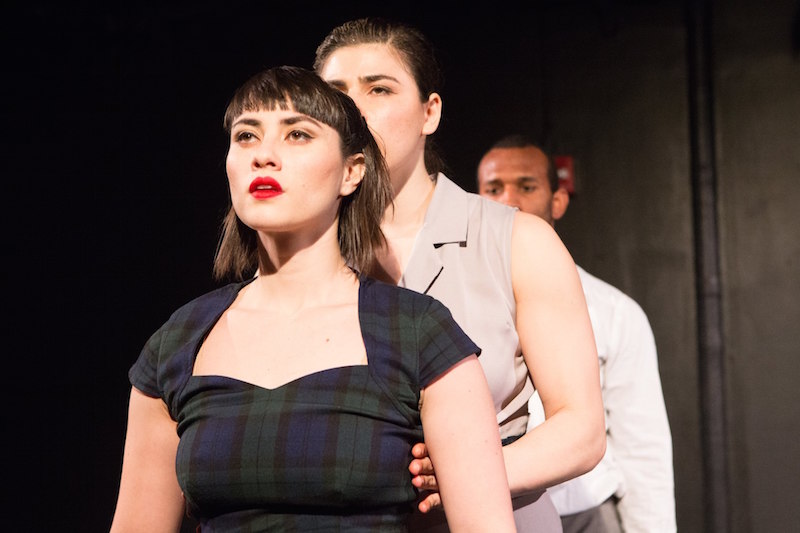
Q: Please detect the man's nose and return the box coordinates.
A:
[500,190,520,209]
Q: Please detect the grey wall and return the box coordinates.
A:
[441,1,799,530]
[716,2,800,530]
[549,2,800,530]
[541,4,704,531]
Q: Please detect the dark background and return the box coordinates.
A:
[7,1,799,531]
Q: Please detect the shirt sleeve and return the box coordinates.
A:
[416,296,481,388]
[604,296,676,532]
[128,326,165,399]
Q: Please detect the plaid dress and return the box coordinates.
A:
[129,276,479,532]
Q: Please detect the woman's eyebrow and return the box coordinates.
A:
[326,73,400,89]
[281,114,323,127]
[231,117,261,128]
[361,74,400,84]
[230,115,323,129]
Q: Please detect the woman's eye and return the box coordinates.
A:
[369,85,391,95]
[288,130,312,141]
[234,131,255,142]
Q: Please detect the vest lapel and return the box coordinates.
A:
[401,174,469,294]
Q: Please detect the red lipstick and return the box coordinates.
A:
[249,177,283,199]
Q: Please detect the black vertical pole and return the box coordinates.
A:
[686,0,730,531]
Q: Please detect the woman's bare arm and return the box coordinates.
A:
[110,387,185,533]
[410,211,605,506]
[502,211,605,494]
[420,356,516,532]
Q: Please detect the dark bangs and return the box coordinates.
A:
[223,66,356,153]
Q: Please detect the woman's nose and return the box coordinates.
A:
[253,141,280,169]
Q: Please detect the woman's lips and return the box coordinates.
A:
[249,177,283,199]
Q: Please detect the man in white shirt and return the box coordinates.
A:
[477,135,676,533]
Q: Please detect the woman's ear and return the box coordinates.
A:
[421,92,442,135]
[340,153,366,197]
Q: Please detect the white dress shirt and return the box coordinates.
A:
[528,266,676,532]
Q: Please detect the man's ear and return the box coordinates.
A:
[340,153,366,197]
[551,187,570,222]
[421,92,442,135]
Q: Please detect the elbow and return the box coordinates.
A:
[589,426,607,471]
[579,416,607,475]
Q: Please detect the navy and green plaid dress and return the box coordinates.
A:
[129,275,480,532]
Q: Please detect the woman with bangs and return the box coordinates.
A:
[110,66,515,532]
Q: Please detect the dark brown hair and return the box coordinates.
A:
[214,66,392,281]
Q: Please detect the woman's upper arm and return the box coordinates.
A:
[110,387,184,533]
[503,212,605,490]
[421,356,516,532]
[511,211,601,419]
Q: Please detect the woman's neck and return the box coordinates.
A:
[370,160,436,284]
[384,160,436,236]
[247,229,357,312]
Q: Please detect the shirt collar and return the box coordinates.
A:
[400,173,468,292]
[422,173,469,246]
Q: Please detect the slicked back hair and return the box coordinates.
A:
[314,17,447,176]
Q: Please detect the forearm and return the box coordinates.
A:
[503,405,606,496]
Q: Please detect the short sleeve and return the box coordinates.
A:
[416,297,481,388]
[128,326,165,399]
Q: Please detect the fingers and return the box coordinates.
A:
[411,442,428,458]
[411,474,438,491]
[408,456,435,476]
[417,492,442,513]
[409,442,441,513]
